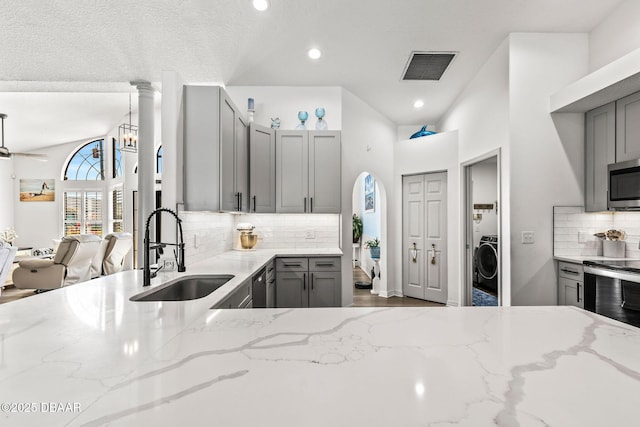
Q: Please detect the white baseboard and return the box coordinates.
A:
[446,299,460,307]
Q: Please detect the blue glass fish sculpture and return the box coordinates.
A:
[410,125,437,139]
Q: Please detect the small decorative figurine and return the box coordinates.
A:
[296,111,309,130]
[247,98,255,123]
[315,107,328,130]
[410,125,437,139]
[271,117,281,129]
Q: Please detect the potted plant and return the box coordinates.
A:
[365,237,380,259]
[352,214,363,244]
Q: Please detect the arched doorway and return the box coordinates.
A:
[351,171,388,299]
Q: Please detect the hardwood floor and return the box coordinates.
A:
[352,267,444,308]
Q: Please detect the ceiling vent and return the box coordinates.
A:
[402,51,457,81]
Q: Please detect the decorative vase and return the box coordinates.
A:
[603,240,625,258]
[296,111,308,130]
[369,247,380,259]
[315,107,328,130]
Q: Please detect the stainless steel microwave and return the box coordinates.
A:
[608,159,640,209]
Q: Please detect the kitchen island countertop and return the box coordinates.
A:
[1,249,640,426]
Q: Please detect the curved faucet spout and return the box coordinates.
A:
[143,207,186,287]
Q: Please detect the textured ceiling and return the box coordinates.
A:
[0,0,625,150]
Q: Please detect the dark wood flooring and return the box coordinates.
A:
[352,267,444,308]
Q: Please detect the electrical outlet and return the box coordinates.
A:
[522,231,535,244]
[578,231,587,243]
[305,229,315,239]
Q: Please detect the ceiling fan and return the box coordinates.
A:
[0,113,48,161]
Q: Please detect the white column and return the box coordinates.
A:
[133,80,155,268]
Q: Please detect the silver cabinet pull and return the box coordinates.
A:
[315,263,334,267]
[561,268,579,275]
[284,263,302,267]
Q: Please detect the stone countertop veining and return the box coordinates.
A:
[1,250,640,426]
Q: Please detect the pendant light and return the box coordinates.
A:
[119,92,138,153]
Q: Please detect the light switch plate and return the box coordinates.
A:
[305,229,315,239]
[522,231,535,244]
[578,231,587,243]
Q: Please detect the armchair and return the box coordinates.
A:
[0,242,18,296]
[102,232,133,275]
[13,234,101,291]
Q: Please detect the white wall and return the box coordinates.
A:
[439,38,511,305]
[341,88,396,303]
[471,159,498,248]
[589,0,640,72]
[0,160,14,232]
[394,131,460,305]
[225,86,342,130]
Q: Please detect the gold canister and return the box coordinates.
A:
[240,232,258,249]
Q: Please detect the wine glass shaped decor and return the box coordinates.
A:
[315,107,328,130]
[296,111,309,130]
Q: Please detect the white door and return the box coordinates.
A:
[403,172,448,304]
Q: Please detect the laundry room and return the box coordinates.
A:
[469,156,499,306]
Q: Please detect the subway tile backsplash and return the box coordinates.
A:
[180,211,341,265]
[553,206,640,258]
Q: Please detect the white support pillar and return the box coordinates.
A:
[133,80,156,268]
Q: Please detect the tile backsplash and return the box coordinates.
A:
[553,206,640,258]
[180,211,341,266]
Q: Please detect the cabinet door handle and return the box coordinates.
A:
[283,263,302,267]
[235,192,240,211]
[267,267,274,273]
[560,268,579,275]
[310,197,313,212]
[311,272,314,290]
[315,263,334,267]
[577,283,581,303]
[304,197,307,212]
[303,273,306,290]
[239,192,243,211]
[253,195,257,212]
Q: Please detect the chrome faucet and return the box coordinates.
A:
[143,207,186,287]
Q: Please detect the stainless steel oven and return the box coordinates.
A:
[608,159,640,209]
[584,263,640,328]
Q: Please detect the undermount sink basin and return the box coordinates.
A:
[130,275,234,302]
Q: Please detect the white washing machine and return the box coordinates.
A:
[475,235,498,293]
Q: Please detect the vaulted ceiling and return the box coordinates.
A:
[0,0,624,152]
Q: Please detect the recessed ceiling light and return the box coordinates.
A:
[308,48,322,60]
[252,0,270,11]
[414,100,424,108]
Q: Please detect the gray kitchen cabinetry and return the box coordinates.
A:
[275,257,341,308]
[276,131,341,213]
[183,85,247,212]
[249,124,276,213]
[585,102,615,212]
[557,261,584,309]
[616,91,640,163]
[266,260,276,308]
[220,90,249,212]
[212,278,253,309]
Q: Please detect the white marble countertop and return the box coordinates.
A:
[2,249,640,426]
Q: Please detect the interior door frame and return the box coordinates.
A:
[461,149,502,306]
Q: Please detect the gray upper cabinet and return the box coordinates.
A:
[276,131,309,213]
[309,131,342,213]
[276,130,341,213]
[220,90,248,212]
[249,124,276,213]
[585,102,615,212]
[183,85,221,211]
[616,91,640,163]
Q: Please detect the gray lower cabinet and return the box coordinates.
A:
[275,257,341,308]
[276,131,341,213]
[585,102,615,212]
[249,124,276,213]
[266,260,276,308]
[213,278,252,309]
[616,91,640,163]
[557,261,584,308]
[220,90,249,212]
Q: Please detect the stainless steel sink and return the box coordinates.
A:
[130,275,234,302]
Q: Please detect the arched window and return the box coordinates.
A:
[113,138,123,178]
[64,139,105,181]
